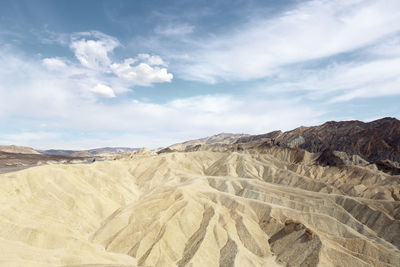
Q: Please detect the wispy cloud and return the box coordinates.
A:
[154,23,195,36]
[152,0,400,105]
[42,57,68,70]
[176,0,400,82]
[70,31,119,71]
[254,56,400,103]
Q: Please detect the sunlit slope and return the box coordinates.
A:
[0,146,399,266]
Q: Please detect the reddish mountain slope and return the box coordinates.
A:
[274,117,400,162]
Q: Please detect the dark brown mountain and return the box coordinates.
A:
[273,117,400,162]
[170,117,400,164]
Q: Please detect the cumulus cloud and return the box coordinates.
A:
[111,57,173,86]
[90,83,116,98]
[137,53,167,66]
[70,31,119,71]
[19,31,174,103]
[68,31,173,87]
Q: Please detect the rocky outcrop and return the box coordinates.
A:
[169,133,249,151]
[274,117,400,163]
[170,117,400,165]
[234,130,282,144]
[375,160,400,175]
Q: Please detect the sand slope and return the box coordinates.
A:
[0,145,399,266]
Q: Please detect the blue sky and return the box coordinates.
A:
[0,0,399,149]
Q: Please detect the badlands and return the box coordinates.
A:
[0,140,399,266]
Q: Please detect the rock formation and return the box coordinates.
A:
[0,142,399,266]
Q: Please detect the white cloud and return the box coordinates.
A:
[256,57,400,103]
[178,0,400,82]
[367,36,400,57]
[329,78,400,102]
[154,23,194,36]
[111,58,173,86]
[169,95,240,113]
[6,31,174,104]
[70,31,119,71]
[138,53,167,66]
[0,132,59,144]
[53,94,321,139]
[42,57,67,70]
[68,31,173,87]
[90,83,116,98]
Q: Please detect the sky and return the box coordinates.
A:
[0,0,399,149]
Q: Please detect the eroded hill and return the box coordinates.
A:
[0,143,399,266]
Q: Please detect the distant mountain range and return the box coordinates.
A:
[39,147,139,156]
[172,117,400,164]
[39,149,78,156]
[2,117,399,166]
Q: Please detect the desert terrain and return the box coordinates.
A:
[0,118,399,266]
[1,0,400,265]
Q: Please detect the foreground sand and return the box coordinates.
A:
[0,145,399,266]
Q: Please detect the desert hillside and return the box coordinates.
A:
[0,142,399,266]
[0,145,40,154]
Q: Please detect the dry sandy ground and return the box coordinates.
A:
[0,145,399,266]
